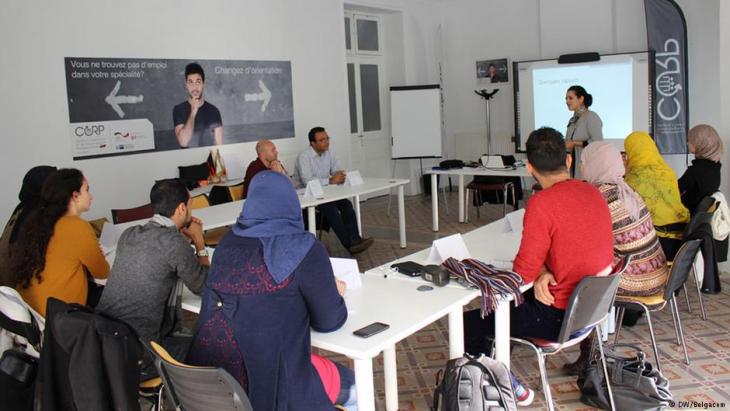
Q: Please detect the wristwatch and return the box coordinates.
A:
[196,248,209,257]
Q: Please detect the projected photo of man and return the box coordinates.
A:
[173,62,223,148]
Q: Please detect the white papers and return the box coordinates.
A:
[304,179,324,198]
[330,257,362,290]
[481,155,504,168]
[221,152,244,179]
[345,170,364,186]
[99,222,121,253]
[426,234,471,264]
[503,208,525,233]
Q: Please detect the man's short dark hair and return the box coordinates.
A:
[526,127,567,174]
[185,62,205,82]
[308,126,325,143]
[150,179,190,217]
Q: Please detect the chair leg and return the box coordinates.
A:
[692,264,708,320]
[642,306,662,372]
[442,185,449,215]
[510,183,517,210]
[683,284,692,314]
[595,326,615,411]
[671,296,691,365]
[536,353,554,411]
[464,189,470,223]
[476,190,482,219]
[613,306,625,344]
[502,185,508,216]
[669,298,681,346]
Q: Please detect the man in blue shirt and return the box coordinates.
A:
[295,127,373,254]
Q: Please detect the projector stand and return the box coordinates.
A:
[475,89,499,157]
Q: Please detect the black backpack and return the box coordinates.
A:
[432,354,517,411]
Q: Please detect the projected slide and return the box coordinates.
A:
[533,62,632,139]
[514,52,652,151]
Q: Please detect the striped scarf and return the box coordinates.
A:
[442,257,524,317]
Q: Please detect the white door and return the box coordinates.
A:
[345,13,390,185]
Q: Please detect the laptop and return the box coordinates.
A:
[480,155,505,168]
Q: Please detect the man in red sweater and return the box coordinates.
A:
[464,127,613,404]
[242,140,290,198]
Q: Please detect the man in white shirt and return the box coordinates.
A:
[295,127,373,254]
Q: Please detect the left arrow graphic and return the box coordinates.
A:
[105,80,144,118]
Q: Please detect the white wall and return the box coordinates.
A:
[0,0,351,221]
[367,0,723,184]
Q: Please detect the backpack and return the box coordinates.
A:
[432,354,517,411]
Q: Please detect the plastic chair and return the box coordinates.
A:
[149,341,253,411]
[228,184,244,201]
[111,203,154,224]
[613,239,702,371]
[509,274,621,411]
[190,194,210,210]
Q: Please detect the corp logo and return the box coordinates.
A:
[655,38,683,122]
[74,124,106,137]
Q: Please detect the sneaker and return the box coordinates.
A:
[511,374,534,407]
[349,237,374,254]
[516,386,534,407]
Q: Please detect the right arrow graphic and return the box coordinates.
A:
[244,80,272,112]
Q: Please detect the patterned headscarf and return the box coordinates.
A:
[688,124,723,162]
[581,142,643,220]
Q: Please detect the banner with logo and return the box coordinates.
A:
[65,57,294,160]
[644,0,689,154]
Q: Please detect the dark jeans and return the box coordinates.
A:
[318,199,360,249]
[658,236,682,261]
[140,333,193,380]
[464,290,565,356]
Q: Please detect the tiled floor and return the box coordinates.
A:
[312,192,730,410]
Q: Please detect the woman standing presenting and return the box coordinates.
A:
[565,85,603,175]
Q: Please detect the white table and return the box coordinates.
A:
[366,209,529,368]
[180,274,476,411]
[179,210,527,411]
[115,178,410,248]
[424,167,531,231]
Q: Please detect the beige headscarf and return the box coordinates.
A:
[688,124,723,162]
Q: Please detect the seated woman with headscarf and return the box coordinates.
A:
[0,166,56,287]
[187,171,357,410]
[679,124,724,215]
[563,142,669,374]
[624,132,690,260]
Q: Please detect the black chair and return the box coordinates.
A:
[148,341,253,411]
[613,239,702,371]
[509,274,622,411]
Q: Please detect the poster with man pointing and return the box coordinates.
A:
[64,57,294,160]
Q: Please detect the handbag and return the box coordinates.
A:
[577,343,672,410]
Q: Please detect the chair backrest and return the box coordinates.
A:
[556,274,621,344]
[111,203,155,224]
[189,194,210,210]
[149,341,253,411]
[228,184,244,201]
[663,239,702,300]
[208,185,232,206]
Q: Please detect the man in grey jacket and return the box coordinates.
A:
[98,179,209,375]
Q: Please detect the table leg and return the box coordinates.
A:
[448,307,465,359]
[458,174,464,223]
[494,299,511,369]
[354,358,376,411]
[307,206,316,235]
[354,195,362,236]
[383,345,398,411]
[398,185,406,248]
[431,174,439,232]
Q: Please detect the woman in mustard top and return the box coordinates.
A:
[12,168,109,316]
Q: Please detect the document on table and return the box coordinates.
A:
[503,208,525,233]
[330,257,362,290]
[425,233,471,264]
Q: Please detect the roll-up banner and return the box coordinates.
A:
[644,0,689,154]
